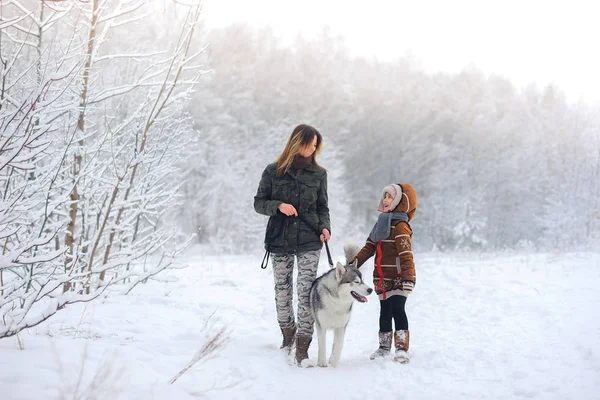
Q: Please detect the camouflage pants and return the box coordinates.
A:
[272,250,321,337]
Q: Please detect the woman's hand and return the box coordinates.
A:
[320,228,331,242]
[278,203,298,216]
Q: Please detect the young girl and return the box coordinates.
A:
[353,183,417,363]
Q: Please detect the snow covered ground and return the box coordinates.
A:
[2,248,599,399]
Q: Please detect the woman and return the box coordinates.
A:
[254,124,331,366]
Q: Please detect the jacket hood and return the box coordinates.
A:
[394,183,417,221]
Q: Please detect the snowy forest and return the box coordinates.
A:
[186,25,600,253]
[1,0,599,340]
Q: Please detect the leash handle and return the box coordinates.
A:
[296,213,333,267]
[324,241,333,268]
[260,250,270,269]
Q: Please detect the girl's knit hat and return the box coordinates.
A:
[377,184,403,212]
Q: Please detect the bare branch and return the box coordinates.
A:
[169,327,229,385]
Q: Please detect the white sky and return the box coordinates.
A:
[203,0,600,105]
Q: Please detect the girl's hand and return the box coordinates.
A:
[278,203,298,216]
[320,228,331,242]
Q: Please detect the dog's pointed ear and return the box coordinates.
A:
[351,259,358,269]
[335,262,346,281]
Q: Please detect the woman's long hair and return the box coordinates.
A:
[275,124,323,176]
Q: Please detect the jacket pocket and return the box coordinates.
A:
[271,179,290,202]
[299,180,319,207]
[265,214,286,248]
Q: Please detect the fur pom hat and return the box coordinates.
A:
[377,184,403,212]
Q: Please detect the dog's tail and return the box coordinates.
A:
[344,244,360,264]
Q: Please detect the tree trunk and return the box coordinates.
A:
[64,0,99,293]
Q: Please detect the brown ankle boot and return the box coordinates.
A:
[295,335,312,366]
[370,331,393,360]
[393,330,410,363]
[280,325,296,353]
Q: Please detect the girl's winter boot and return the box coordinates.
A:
[393,330,410,363]
[370,331,393,359]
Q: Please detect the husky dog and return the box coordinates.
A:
[309,244,373,367]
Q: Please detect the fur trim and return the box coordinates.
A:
[377,184,403,212]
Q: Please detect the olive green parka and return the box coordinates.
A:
[254,162,331,254]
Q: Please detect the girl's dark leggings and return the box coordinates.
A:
[379,295,408,331]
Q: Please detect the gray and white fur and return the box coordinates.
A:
[309,244,373,367]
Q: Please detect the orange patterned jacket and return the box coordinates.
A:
[354,183,418,300]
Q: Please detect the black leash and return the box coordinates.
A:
[261,212,286,269]
[260,213,333,269]
[260,249,270,269]
[296,214,334,268]
[324,240,333,268]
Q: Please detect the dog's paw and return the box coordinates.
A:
[328,358,340,368]
[317,359,328,368]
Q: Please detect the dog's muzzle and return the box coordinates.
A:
[351,289,372,303]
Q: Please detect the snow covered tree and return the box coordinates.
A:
[0,16,107,337]
[0,0,209,338]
